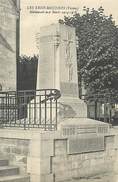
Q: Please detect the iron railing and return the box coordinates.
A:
[85,93,118,124]
[0,89,61,130]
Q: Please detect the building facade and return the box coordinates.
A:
[0,0,20,91]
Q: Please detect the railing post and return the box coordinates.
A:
[50,90,52,130]
[33,91,36,126]
[44,90,47,130]
[104,94,107,123]
[7,93,9,123]
[24,91,26,130]
[55,99,58,130]
[39,94,41,125]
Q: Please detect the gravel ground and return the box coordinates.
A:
[71,172,118,182]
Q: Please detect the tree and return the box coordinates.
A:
[59,7,118,97]
[17,55,38,91]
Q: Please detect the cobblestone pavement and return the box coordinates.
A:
[71,172,118,182]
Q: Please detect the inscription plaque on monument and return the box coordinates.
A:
[68,135,105,154]
[59,118,109,136]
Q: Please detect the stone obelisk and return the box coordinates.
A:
[37,23,87,119]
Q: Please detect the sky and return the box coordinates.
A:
[20,0,118,56]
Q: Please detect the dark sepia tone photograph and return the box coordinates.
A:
[0,0,118,182]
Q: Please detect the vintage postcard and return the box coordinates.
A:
[0,0,118,182]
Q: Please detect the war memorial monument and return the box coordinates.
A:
[38,23,109,135]
[0,1,118,182]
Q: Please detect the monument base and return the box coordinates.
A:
[58,96,87,118]
[58,117,110,136]
[58,96,110,136]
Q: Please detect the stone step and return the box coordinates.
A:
[0,175,30,182]
[0,160,9,167]
[0,166,19,177]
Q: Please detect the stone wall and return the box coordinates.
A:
[27,129,118,182]
[0,129,118,182]
[52,136,117,182]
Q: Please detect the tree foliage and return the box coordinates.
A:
[17,55,38,91]
[59,7,118,96]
